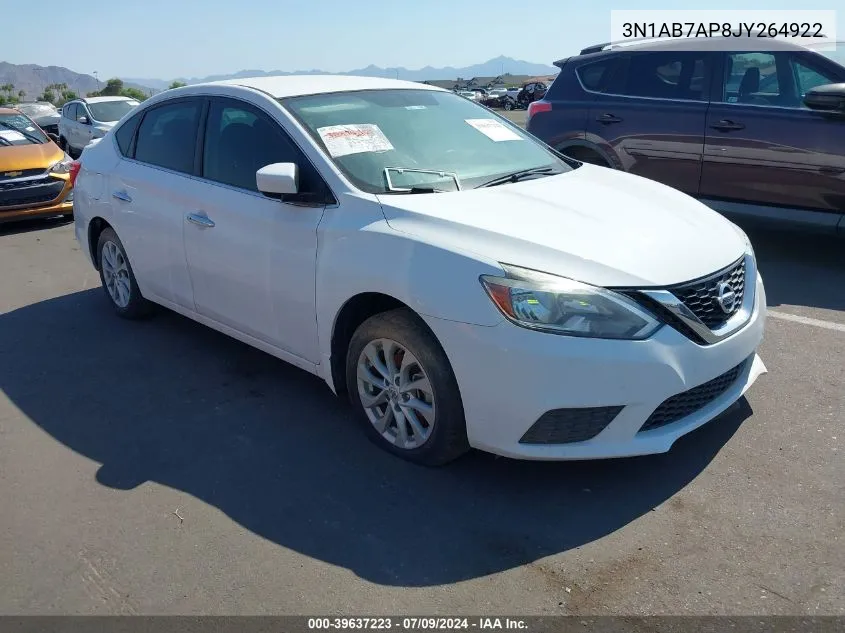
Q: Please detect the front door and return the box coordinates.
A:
[182,97,328,363]
[586,50,713,196]
[700,50,845,220]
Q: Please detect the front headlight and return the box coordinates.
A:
[480,264,662,340]
[49,154,74,174]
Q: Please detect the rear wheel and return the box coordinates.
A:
[346,308,469,466]
[96,228,153,319]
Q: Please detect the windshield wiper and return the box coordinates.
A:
[392,186,447,194]
[0,120,44,145]
[477,166,559,188]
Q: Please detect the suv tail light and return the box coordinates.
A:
[527,100,552,120]
[69,160,82,187]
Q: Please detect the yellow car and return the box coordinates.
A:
[0,106,74,225]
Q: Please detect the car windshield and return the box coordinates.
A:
[0,112,48,146]
[88,100,140,122]
[282,89,572,193]
[17,103,58,118]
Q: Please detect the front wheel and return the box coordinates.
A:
[96,228,153,319]
[503,99,514,111]
[346,309,469,466]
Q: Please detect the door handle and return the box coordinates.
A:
[596,113,623,124]
[112,190,132,203]
[710,119,745,132]
[186,212,215,228]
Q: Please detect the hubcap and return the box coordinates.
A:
[101,240,131,308]
[356,338,436,450]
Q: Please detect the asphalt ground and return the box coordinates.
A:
[1,200,843,615]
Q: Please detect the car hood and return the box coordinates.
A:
[0,141,63,171]
[376,164,747,288]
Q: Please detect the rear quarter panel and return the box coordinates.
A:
[527,61,596,148]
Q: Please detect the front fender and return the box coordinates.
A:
[315,202,505,372]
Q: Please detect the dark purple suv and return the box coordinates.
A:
[526,38,845,235]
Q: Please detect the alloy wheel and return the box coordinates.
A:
[356,338,436,450]
[100,240,131,308]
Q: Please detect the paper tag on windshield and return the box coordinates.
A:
[465,118,522,142]
[0,130,26,142]
[317,124,394,157]
[26,126,36,132]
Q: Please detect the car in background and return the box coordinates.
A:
[456,90,479,101]
[71,75,765,466]
[15,102,61,136]
[516,81,547,107]
[59,96,140,158]
[526,37,845,235]
[0,107,74,224]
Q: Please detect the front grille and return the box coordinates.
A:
[669,258,746,329]
[0,177,65,209]
[0,168,45,182]
[520,406,623,444]
[639,361,746,432]
[620,291,708,345]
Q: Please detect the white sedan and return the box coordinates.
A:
[71,75,767,465]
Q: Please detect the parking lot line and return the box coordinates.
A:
[768,309,845,333]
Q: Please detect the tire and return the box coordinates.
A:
[503,99,513,111]
[96,228,153,319]
[346,308,469,466]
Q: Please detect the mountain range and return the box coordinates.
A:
[0,62,155,100]
[124,56,559,89]
[1,56,558,102]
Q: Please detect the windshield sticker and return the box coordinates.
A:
[317,124,394,157]
[0,130,27,142]
[26,126,36,132]
[405,105,427,110]
[465,118,522,142]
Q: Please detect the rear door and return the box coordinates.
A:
[109,97,205,308]
[64,103,79,147]
[585,50,713,196]
[700,50,845,223]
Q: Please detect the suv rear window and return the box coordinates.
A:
[577,60,616,92]
[607,52,708,101]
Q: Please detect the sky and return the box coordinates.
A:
[5,0,844,80]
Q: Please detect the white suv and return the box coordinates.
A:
[59,96,140,157]
[71,76,767,466]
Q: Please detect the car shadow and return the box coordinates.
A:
[0,215,73,237]
[737,223,845,313]
[0,289,751,587]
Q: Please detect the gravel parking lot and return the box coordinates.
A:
[1,209,843,615]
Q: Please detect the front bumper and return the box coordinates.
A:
[423,273,767,460]
[0,175,73,224]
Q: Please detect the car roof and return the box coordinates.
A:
[82,96,137,104]
[563,35,814,64]
[200,74,446,98]
[0,107,20,115]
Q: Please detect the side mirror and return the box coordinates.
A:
[256,162,298,197]
[77,116,90,125]
[803,83,845,112]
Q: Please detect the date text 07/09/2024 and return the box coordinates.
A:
[307,617,528,630]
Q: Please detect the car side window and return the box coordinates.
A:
[722,52,783,106]
[610,52,707,100]
[790,57,840,103]
[114,111,143,157]
[78,105,90,121]
[577,60,617,92]
[202,99,327,198]
[65,103,78,120]
[134,100,201,174]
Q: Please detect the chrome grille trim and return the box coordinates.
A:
[640,252,756,345]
